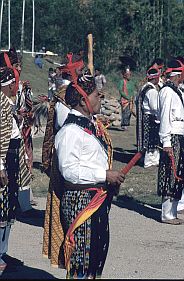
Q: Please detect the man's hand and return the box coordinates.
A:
[163,147,173,157]
[106,170,125,186]
[0,170,8,187]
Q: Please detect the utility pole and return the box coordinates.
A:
[0,0,4,49]
[20,0,25,57]
[8,0,10,49]
[31,0,35,57]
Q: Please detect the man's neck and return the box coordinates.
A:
[73,106,91,119]
[169,77,179,87]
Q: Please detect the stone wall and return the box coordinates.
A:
[100,97,121,127]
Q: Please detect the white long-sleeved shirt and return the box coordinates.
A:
[158,85,184,147]
[142,82,159,117]
[55,109,108,185]
[55,101,70,131]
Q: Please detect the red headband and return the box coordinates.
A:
[63,53,93,114]
[165,66,184,74]
[146,66,160,79]
[4,53,19,95]
[61,53,84,83]
[73,83,93,114]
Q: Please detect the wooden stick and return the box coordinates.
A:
[87,33,94,76]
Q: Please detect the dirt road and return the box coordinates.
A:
[1,117,184,279]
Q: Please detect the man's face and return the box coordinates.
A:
[123,69,131,81]
[88,89,102,115]
[13,62,22,75]
[95,70,100,76]
[9,81,16,96]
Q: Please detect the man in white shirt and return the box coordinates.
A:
[136,67,160,168]
[43,71,125,279]
[157,59,184,225]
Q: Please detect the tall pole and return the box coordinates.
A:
[20,0,25,57]
[87,33,94,76]
[31,0,35,57]
[8,0,10,49]
[0,0,4,49]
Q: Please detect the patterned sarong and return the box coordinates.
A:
[121,103,131,126]
[42,150,65,268]
[143,114,160,152]
[62,189,110,279]
[0,139,31,227]
[157,134,184,200]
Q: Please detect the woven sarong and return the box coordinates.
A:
[143,114,160,152]
[121,104,131,126]
[42,150,65,268]
[157,134,184,199]
[62,189,110,279]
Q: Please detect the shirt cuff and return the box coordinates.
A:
[162,140,172,148]
[0,158,5,171]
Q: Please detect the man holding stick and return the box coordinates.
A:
[157,59,184,225]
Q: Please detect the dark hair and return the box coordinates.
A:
[151,58,164,66]
[121,66,130,75]
[175,56,184,65]
[167,59,182,69]
[49,67,54,72]
[147,68,159,75]
[65,71,96,107]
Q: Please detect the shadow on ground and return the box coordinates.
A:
[0,264,58,280]
[113,147,144,167]
[33,161,43,171]
[16,209,45,228]
[113,195,161,223]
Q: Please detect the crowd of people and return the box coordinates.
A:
[0,46,184,279]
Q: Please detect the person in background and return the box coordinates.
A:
[0,67,30,272]
[0,48,36,215]
[150,58,165,90]
[174,56,184,214]
[118,66,136,131]
[34,54,43,69]
[48,67,56,101]
[136,66,160,168]
[157,59,184,225]
[94,68,106,94]
[55,67,63,91]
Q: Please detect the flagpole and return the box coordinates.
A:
[0,0,4,49]
[31,0,35,57]
[20,0,25,57]
[8,0,10,49]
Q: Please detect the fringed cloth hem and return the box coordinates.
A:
[64,188,107,275]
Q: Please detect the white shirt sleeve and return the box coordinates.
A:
[102,75,106,84]
[146,88,158,113]
[55,125,107,184]
[55,102,70,130]
[158,87,172,147]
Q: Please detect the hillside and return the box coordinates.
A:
[20,53,142,101]
[20,54,54,96]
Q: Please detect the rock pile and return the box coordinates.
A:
[100,97,121,127]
